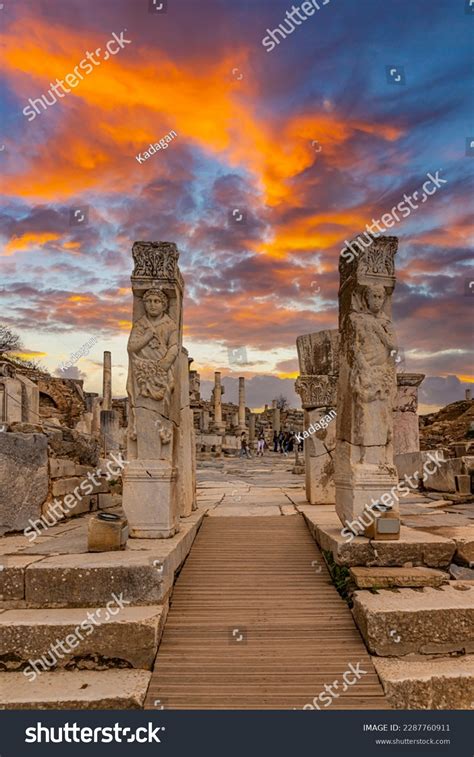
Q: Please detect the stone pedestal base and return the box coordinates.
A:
[335,464,399,532]
[122,460,179,538]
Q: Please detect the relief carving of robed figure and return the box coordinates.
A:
[347,283,397,461]
[126,288,178,440]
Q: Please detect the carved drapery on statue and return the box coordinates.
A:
[126,288,178,441]
[345,285,397,458]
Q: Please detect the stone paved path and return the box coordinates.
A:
[145,456,390,709]
[196,452,306,516]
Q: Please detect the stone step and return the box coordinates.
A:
[373,655,474,709]
[352,584,474,656]
[0,604,166,671]
[0,512,204,607]
[0,669,151,709]
[349,566,449,589]
[303,516,455,568]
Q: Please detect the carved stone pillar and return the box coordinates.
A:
[100,409,120,453]
[238,376,247,431]
[393,373,424,455]
[335,236,400,537]
[177,347,196,517]
[295,330,339,504]
[122,241,183,538]
[212,372,225,432]
[102,351,112,411]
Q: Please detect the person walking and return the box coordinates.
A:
[240,432,251,459]
[257,429,265,457]
[273,431,279,452]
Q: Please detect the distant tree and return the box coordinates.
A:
[0,324,21,355]
[0,325,48,374]
[273,394,288,411]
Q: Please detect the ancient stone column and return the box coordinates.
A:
[335,235,400,538]
[122,241,183,538]
[91,397,101,436]
[100,409,120,453]
[238,376,247,431]
[100,351,120,450]
[213,372,225,432]
[466,389,472,401]
[272,399,281,434]
[102,351,112,411]
[393,373,424,456]
[295,330,339,504]
[177,347,196,517]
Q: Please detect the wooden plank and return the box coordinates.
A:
[145,515,389,710]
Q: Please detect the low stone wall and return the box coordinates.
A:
[0,424,120,536]
[395,450,474,494]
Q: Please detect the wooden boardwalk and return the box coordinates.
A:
[145,515,389,710]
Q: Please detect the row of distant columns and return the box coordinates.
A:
[212,371,248,434]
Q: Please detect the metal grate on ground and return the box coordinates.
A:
[145,515,390,710]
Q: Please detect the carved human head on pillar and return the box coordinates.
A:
[361,284,386,315]
[143,288,168,319]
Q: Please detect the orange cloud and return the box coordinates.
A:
[2,14,404,227]
[3,231,61,255]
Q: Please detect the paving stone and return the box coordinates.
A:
[280,505,297,515]
[353,585,474,656]
[350,566,449,589]
[0,670,151,709]
[207,506,282,517]
[0,535,33,555]
[373,655,474,709]
[419,526,474,565]
[401,514,472,529]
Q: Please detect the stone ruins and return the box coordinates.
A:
[190,370,303,456]
[0,235,473,711]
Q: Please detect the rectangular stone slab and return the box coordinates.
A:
[352,585,474,655]
[303,518,456,567]
[23,514,205,607]
[350,566,449,589]
[0,669,151,709]
[373,655,474,709]
[0,605,166,670]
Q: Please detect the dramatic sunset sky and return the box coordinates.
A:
[1,0,472,412]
